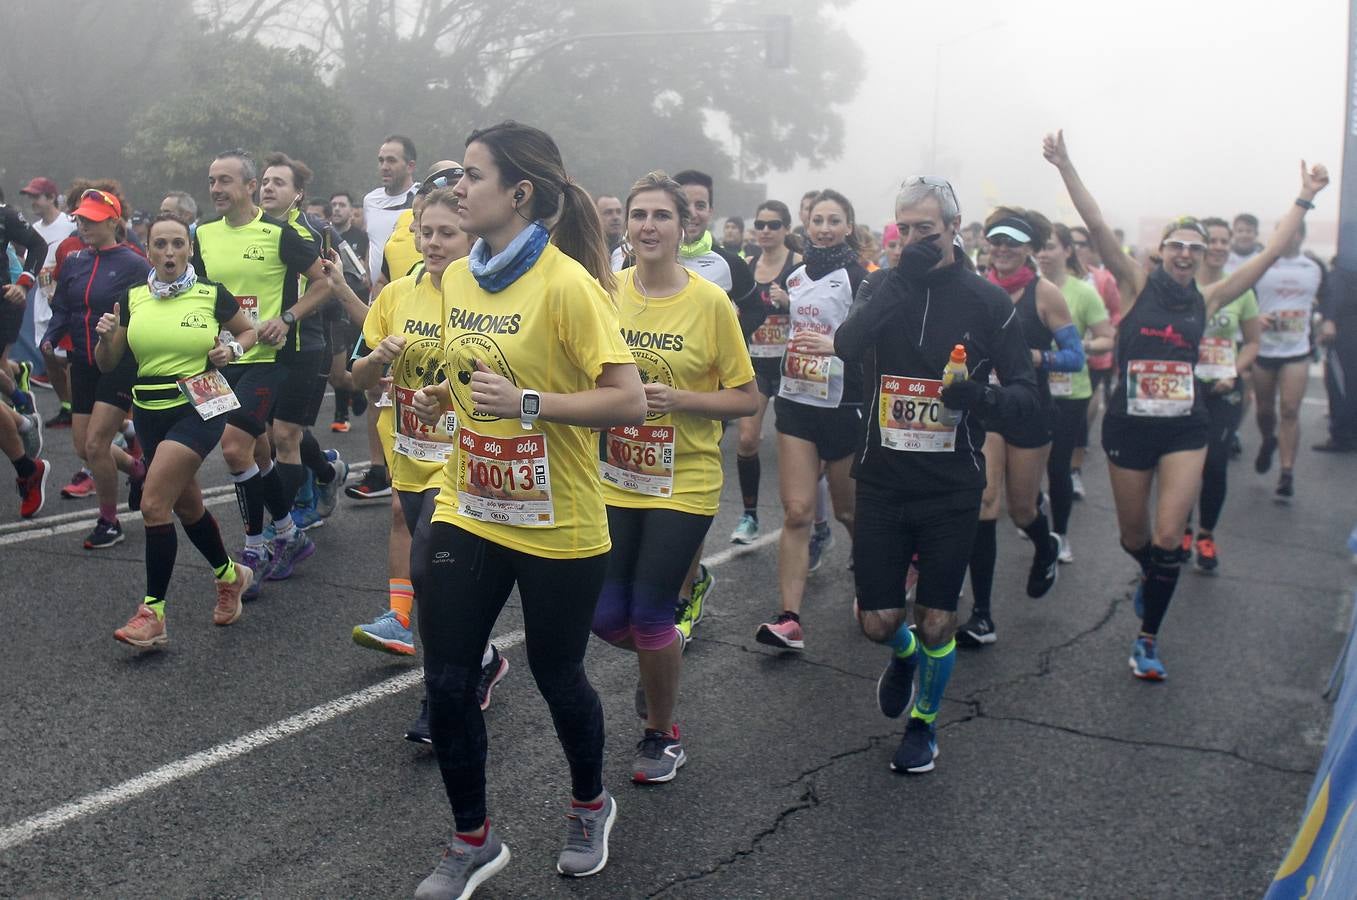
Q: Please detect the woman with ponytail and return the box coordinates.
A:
[407,121,645,898]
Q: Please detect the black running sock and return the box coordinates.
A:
[352,391,368,416]
[12,455,34,478]
[1022,510,1054,559]
[334,388,351,420]
[969,518,997,616]
[182,510,231,572]
[234,471,267,534]
[1139,546,1181,634]
[144,522,178,603]
[736,454,760,515]
[258,464,293,521]
[1121,540,1153,576]
[276,461,307,509]
[299,431,335,484]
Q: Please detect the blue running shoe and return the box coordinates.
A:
[264,529,315,581]
[1129,637,1166,681]
[315,449,349,519]
[10,388,35,416]
[352,609,416,656]
[876,652,919,719]
[807,522,834,573]
[238,546,269,600]
[891,717,938,774]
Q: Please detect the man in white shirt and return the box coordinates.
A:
[20,177,75,420]
[362,135,419,288]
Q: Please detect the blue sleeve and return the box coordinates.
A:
[1042,324,1086,373]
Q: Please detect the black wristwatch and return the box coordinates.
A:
[281,310,297,326]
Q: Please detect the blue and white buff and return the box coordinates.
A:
[147,267,197,299]
[467,221,550,293]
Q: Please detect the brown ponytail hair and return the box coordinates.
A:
[465,121,616,294]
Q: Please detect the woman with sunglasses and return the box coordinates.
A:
[1067,225,1122,496]
[755,189,866,651]
[956,208,1081,648]
[731,200,801,545]
[94,213,258,647]
[1044,130,1327,680]
[1185,218,1261,573]
[1034,224,1114,563]
[42,187,151,549]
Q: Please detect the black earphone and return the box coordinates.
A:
[513,189,524,203]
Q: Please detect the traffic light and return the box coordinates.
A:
[764,14,791,68]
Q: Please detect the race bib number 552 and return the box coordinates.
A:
[879,375,955,452]
[455,428,553,526]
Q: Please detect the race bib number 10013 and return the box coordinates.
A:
[455,428,553,526]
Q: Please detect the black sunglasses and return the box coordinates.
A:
[752,220,785,231]
[987,234,1027,249]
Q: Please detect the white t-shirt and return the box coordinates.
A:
[362,184,418,281]
[1255,253,1323,359]
[680,251,733,292]
[778,264,853,408]
[31,213,76,330]
[1224,246,1260,275]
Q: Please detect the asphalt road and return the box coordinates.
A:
[1,378,1353,899]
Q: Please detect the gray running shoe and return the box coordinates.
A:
[264,529,315,581]
[19,412,42,460]
[632,728,686,784]
[556,791,617,877]
[415,830,510,900]
[315,450,349,518]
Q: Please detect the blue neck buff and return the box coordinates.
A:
[468,222,550,293]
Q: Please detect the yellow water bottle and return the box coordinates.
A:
[939,344,968,426]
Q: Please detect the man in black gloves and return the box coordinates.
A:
[833,176,1039,776]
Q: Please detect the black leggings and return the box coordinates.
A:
[421,522,608,832]
[1047,397,1090,535]
[1199,387,1243,532]
[398,487,438,602]
[592,505,713,650]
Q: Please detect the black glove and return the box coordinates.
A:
[940,378,991,412]
[896,234,944,281]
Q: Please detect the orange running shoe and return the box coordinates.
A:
[330,420,351,433]
[1195,535,1218,574]
[115,604,167,648]
[213,563,252,625]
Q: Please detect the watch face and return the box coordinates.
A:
[523,394,540,416]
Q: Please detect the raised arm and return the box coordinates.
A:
[1042,130,1144,305]
[1203,161,1329,313]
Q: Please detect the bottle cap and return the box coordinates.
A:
[950,344,967,363]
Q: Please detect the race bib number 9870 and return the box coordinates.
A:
[878,375,955,452]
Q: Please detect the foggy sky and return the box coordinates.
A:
[761,0,1347,254]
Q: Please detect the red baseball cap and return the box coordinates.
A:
[72,189,123,222]
[19,177,59,197]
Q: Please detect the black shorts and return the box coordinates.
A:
[854,487,981,613]
[1102,414,1208,471]
[270,349,329,427]
[997,401,1053,449]
[134,402,227,462]
[69,354,135,415]
[1256,352,1312,371]
[752,356,782,399]
[1089,367,1114,396]
[774,397,862,461]
[0,297,23,349]
[1053,397,1092,450]
[223,363,287,437]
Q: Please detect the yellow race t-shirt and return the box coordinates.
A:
[431,243,634,558]
[358,267,455,493]
[381,209,421,283]
[600,268,753,515]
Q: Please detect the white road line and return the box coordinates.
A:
[0,524,789,851]
[0,462,373,547]
[0,628,526,853]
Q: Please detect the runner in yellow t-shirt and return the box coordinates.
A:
[592,172,756,785]
[405,122,644,896]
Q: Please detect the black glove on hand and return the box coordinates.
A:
[896,234,944,281]
[940,378,990,412]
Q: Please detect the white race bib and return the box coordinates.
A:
[1195,337,1237,382]
[750,314,790,358]
[1048,371,1073,397]
[781,350,833,400]
[599,424,675,497]
[878,375,955,452]
[393,385,454,462]
[455,427,553,526]
[1126,360,1194,417]
[178,370,241,420]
